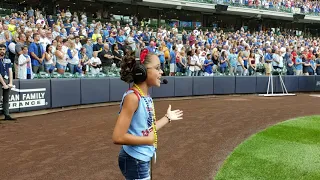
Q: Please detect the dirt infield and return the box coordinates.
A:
[0,94,319,180]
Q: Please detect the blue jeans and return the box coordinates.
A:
[118,148,151,180]
[68,64,77,74]
[220,66,226,74]
[188,70,198,76]
[56,62,66,71]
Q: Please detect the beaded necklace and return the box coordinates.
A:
[133,84,158,149]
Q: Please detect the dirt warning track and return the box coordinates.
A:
[0,94,319,180]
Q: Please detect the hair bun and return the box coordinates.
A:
[120,55,136,83]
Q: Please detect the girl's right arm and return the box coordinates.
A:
[45,52,51,62]
[112,93,154,146]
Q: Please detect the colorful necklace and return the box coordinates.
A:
[133,84,158,149]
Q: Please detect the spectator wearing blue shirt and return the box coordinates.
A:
[166,40,172,51]
[116,31,125,51]
[228,48,237,75]
[47,15,55,28]
[28,33,45,74]
[83,38,93,59]
[0,44,16,121]
[146,41,156,53]
[295,56,303,75]
[204,54,213,76]
[157,46,165,71]
[169,46,177,76]
[102,28,109,42]
[264,48,273,76]
[64,19,72,35]
[27,7,34,18]
[142,33,150,46]
[286,54,294,75]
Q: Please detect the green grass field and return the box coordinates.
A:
[215,116,320,180]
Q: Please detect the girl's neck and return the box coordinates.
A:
[134,83,149,96]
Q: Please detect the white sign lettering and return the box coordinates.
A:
[0,87,47,110]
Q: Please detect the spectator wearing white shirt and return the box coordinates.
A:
[172,25,178,34]
[39,29,51,51]
[14,33,27,79]
[127,32,136,52]
[44,45,56,74]
[74,36,82,51]
[18,46,33,79]
[124,24,131,35]
[65,9,72,20]
[194,49,202,76]
[90,51,102,75]
[272,48,280,70]
[187,49,198,76]
[67,41,81,74]
[55,43,68,74]
[35,14,45,28]
[177,40,184,52]
[278,48,285,69]
[52,26,60,40]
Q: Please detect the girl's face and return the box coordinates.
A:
[23,48,28,54]
[52,40,57,46]
[145,55,163,87]
[57,44,62,50]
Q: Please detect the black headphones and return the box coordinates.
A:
[133,62,147,84]
[132,49,151,83]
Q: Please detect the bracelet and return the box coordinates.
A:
[165,114,171,123]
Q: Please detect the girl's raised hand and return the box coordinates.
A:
[166,105,183,121]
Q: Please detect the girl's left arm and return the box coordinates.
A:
[155,116,170,131]
[155,104,183,131]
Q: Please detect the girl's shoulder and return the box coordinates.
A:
[120,89,141,110]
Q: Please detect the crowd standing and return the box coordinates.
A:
[214,0,320,15]
[1,7,320,80]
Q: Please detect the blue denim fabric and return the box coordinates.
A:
[118,148,151,180]
[56,62,66,70]
[188,70,198,76]
[68,64,77,74]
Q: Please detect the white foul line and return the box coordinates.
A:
[11,88,46,93]
[310,94,320,98]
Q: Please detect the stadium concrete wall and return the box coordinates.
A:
[2,76,320,112]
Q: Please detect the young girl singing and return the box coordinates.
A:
[112,52,183,180]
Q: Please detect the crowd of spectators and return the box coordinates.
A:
[0,6,320,80]
[211,0,320,15]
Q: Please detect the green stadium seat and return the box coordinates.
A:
[63,72,74,78]
[85,72,96,78]
[96,72,107,78]
[51,72,62,78]
[39,72,51,79]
